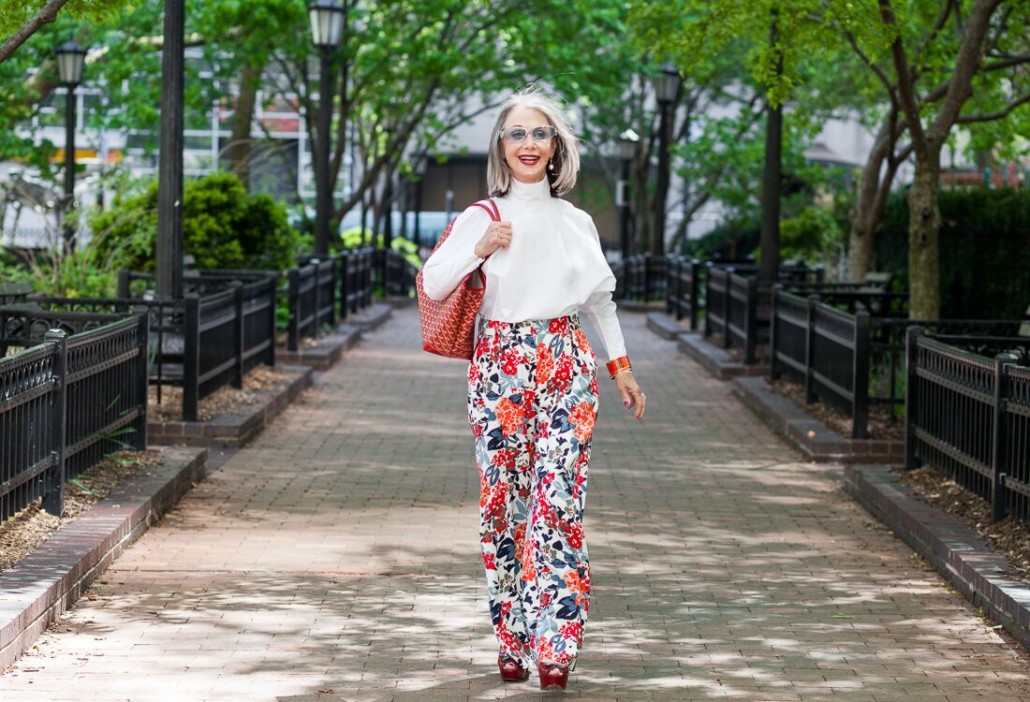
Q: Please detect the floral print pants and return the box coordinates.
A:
[467,315,598,668]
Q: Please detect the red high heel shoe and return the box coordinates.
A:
[497,656,530,682]
[537,661,570,690]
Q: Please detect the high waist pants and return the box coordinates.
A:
[467,315,598,668]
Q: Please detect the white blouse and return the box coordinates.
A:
[421,176,627,360]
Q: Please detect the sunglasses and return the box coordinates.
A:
[498,125,558,143]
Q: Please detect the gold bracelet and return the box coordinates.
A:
[606,356,632,379]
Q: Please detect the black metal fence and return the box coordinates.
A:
[907,329,1030,523]
[704,264,761,362]
[0,315,148,522]
[770,289,872,438]
[340,248,375,315]
[286,258,337,352]
[665,256,703,330]
[383,249,418,298]
[2,280,277,422]
[615,253,667,302]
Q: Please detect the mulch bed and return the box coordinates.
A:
[0,449,161,573]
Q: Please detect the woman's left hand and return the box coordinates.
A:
[614,371,646,420]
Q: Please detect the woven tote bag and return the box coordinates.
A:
[416,199,500,360]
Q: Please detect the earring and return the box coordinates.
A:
[547,160,555,172]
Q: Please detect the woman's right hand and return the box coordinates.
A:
[474,220,513,259]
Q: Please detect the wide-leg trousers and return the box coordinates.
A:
[467,315,598,668]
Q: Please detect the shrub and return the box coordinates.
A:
[88,171,301,274]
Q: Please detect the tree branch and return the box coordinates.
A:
[879,0,928,151]
[956,91,1030,124]
[0,0,71,65]
[927,0,1004,144]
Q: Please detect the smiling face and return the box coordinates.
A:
[501,106,557,185]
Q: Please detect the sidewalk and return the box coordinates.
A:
[2,307,1029,701]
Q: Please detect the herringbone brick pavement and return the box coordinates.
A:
[2,307,1028,701]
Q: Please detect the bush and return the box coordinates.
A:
[874,188,1030,319]
[89,172,301,274]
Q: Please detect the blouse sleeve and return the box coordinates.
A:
[582,291,627,361]
[579,216,627,360]
[420,205,491,300]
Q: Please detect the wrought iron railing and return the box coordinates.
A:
[0,315,148,523]
[907,330,1030,524]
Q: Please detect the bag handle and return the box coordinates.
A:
[470,198,501,222]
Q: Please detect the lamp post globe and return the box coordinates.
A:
[654,62,682,105]
[309,0,345,49]
[56,40,86,86]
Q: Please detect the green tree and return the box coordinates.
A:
[845,0,1029,319]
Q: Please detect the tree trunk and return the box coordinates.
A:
[226,60,262,190]
[906,152,941,320]
[848,128,892,281]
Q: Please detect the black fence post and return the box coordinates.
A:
[804,295,819,404]
[744,275,758,365]
[337,253,349,321]
[310,258,323,334]
[769,285,781,381]
[287,267,300,352]
[42,329,67,517]
[134,313,149,450]
[232,283,244,389]
[666,255,677,316]
[689,259,701,331]
[183,293,200,422]
[642,252,652,301]
[265,279,277,368]
[990,353,1018,522]
[904,326,923,469]
[118,269,131,299]
[852,309,871,440]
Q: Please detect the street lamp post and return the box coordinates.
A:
[309,0,345,256]
[56,40,86,248]
[156,0,185,299]
[617,129,639,261]
[651,63,682,258]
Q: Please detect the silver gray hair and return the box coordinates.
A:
[486,88,580,198]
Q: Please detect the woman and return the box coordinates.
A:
[421,88,646,690]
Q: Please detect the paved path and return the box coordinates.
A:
[2,307,1029,701]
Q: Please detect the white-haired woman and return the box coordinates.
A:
[421,88,646,690]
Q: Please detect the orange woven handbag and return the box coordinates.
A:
[415,199,501,360]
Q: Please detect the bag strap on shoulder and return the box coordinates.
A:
[471,198,501,222]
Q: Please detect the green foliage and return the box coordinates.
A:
[0,244,119,298]
[89,171,301,273]
[684,217,760,262]
[874,188,1030,319]
[338,226,420,270]
[779,204,845,269]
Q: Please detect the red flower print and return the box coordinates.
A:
[568,400,597,443]
[495,397,524,436]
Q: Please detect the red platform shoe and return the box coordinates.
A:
[537,661,570,690]
[498,656,530,683]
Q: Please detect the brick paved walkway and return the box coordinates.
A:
[2,307,1029,701]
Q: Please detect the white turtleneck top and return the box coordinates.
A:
[421,177,627,360]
